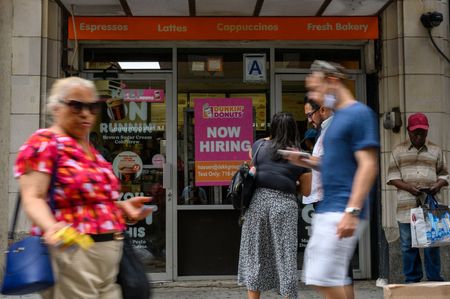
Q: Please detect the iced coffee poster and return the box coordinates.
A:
[194,98,253,186]
[112,151,143,182]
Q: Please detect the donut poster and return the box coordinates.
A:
[112,151,143,182]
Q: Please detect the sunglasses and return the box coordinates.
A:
[59,99,102,114]
[306,110,318,119]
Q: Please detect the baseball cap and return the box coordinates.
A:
[310,60,348,79]
[407,113,429,131]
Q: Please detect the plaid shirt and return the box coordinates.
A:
[15,129,125,235]
[387,139,449,223]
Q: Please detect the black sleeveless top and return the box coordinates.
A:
[252,139,309,195]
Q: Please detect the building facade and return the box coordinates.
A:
[0,0,449,283]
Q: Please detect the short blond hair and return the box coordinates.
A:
[47,77,98,111]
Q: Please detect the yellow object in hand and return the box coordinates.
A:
[53,226,93,250]
[77,234,94,250]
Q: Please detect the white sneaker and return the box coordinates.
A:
[376,278,388,287]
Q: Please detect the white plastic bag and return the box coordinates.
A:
[410,195,450,248]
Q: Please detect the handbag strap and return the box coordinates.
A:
[425,194,439,209]
[8,194,22,240]
[8,134,59,240]
[250,140,264,165]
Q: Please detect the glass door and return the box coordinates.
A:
[274,73,371,279]
[86,73,175,281]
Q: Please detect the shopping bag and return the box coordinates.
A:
[1,236,54,295]
[410,194,450,248]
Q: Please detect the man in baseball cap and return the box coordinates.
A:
[407,113,429,150]
[407,113,429,131]
[387,112,448,283]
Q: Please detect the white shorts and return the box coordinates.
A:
[302,212,367,287]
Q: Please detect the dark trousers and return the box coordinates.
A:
[398,222,443,283]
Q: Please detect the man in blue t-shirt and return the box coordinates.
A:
[300,61,379,299]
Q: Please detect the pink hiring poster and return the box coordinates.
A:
[194,98,253,186]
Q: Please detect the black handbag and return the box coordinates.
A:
[117,235,152,299]
[226,141,264,224]
[1,194,55,295]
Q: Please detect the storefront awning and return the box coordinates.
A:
[57,0,392,17]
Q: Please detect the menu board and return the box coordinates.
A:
[282,92,306,122]
[150,103,165,129]
[230,93,267,131]
[188,93,226,107]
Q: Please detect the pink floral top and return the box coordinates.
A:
[14,129,125,235]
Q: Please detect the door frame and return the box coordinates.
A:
[83,72,176,281]
[274,72,371,279]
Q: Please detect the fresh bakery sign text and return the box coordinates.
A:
[307,22,369,32]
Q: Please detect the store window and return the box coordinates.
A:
[82,48,173,71]
[83,48,173,274]
[275,49,361,70]
[177,48,270,206]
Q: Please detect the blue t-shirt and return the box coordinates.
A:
[315,102,379,219]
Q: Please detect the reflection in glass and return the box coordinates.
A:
[91,79,167,273]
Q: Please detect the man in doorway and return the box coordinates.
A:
[302,96,334,207]
[387,113,448,283]
[299,60,379,299]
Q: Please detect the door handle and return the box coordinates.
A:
[162,163,172,189]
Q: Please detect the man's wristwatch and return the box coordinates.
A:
[345,207,361,217]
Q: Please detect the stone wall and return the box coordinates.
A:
[0,1,63,277]
[0,0,13,276]
[379,0,450,283]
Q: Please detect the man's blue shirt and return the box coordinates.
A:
[315,101,379,219]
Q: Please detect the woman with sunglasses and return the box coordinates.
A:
[14,77,152,298]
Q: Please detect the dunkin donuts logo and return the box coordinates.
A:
[202,104,244,119]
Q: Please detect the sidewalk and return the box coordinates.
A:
[1,280,384,298]
[150,280,383,298]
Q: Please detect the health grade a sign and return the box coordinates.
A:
[194,98,253,186]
